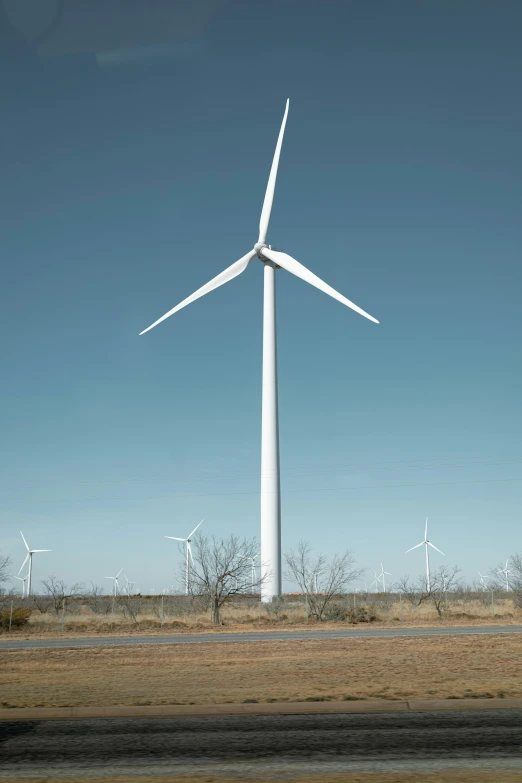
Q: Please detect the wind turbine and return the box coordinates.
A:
[124,574,135,596]
[497,559,512,592]
[377,563,392,593]
[165,519,204,595]
[478,572,489,592]
[105,568,123,596]
[139,100,379,602]
[12,574,28,598]
[312,567,324,595]
[18,531,51,597]
[406,518,444,592]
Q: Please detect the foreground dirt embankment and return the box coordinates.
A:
[9,772,522,783]
[1,633,520,709]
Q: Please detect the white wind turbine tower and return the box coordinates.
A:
[18,531,51,597]
[406,518,444,592]
[478,572,489,592]
[497,559,512,592]
[139,100,379,602]
[377,563,392,593]
[105,568,123,597]
[13,574,28,598]
[165,520,204,595]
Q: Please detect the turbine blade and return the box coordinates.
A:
[425,517,428,540]
[18,553,30,574]
[165,536,186,542]
[20,531,30,551]
[187,541,194,565]
[258,98,289,244]
[33,549,51,553]
[262,248,379,324]
[139,250,256,335]
[406,542,424,553]
[428,542,445,555]
[187,519,204,540]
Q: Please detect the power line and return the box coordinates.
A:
[2,475,521,505]
[4,457,522,489]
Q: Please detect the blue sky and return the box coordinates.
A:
[1,0,521,594]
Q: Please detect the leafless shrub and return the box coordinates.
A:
[118,594,146,624]
[40,576,85,616]
[84,584,113,615]
[284,541,362,622]
[396,566,461,617]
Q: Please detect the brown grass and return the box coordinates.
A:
[9,772,522,782]
[3,595,519,640]
[1,634,520,708]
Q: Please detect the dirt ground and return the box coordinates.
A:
[10,772,522,783]
[1,634,520,708]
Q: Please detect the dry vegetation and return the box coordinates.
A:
[1,633,521,709]
[1,592,520,639]
[9,773,522,783]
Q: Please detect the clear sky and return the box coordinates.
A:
[1,0,521,594]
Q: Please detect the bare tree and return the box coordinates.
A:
[0,550,11,589]
[188,535,263,624]
[0,550,15,611]
[395,575,429,607]
[118,593,146,624]
[40,576,85,616]
[429,565,461,617]
[396,566,461,617]
[84,583,112,615]
[284,540,362,621]
[507,553,522,608]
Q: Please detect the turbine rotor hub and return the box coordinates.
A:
[254,243,281,268]
[254,242,269,261]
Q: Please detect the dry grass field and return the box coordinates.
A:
[10,772,522,782]
[3,594,519,639]
[1,634,520,708]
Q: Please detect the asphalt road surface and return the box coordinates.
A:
[0,624,521,650]
[1,711,521,777]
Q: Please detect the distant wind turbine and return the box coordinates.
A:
[478,572,489,592]
[377,563,392,593]
[18,531,51,597]
[139,99,379,603]
[124,574,135,596]
[165,520,204,595]
[12,574,28,598]
[406,518,444,592]
[497,559,512,592]
[105,568,123,596]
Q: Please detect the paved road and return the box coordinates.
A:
[0,624,521,650]
[1,711,521,777]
